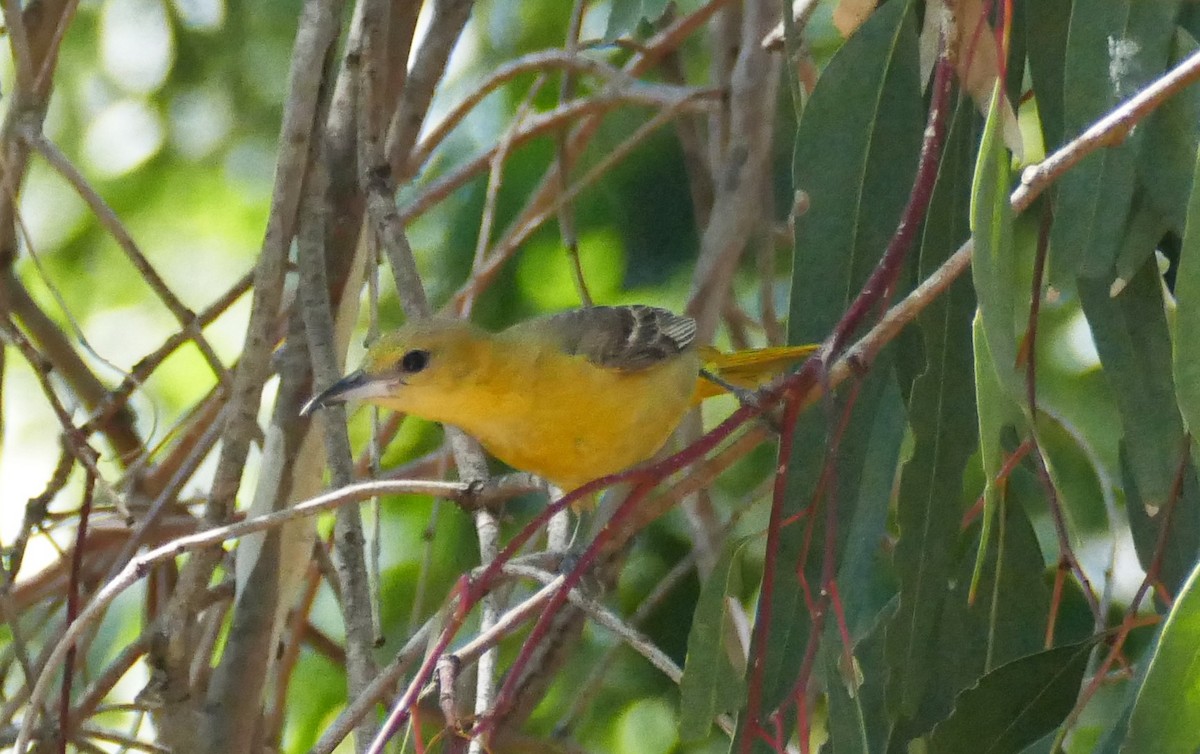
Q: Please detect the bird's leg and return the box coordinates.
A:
[546,484,576,552]
[699,368,762,409]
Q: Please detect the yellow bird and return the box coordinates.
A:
[303,305,815,492]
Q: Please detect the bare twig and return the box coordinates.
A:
[57,471,95,753]
[21,131,230,386]
[408,50,635,173]
[463,73,549,315]
[385,0,475,175]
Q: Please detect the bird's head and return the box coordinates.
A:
[300,318,488,416]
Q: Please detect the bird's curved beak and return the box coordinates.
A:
[301,370,392,416]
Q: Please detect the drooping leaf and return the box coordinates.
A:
[679,538,748,742]
[887,98,980,719]
[1080,257,1200,593]
[1121,445,1200,598]
[1048,0,1180,286]
[1172,124,1200,441]
[1080,260,1183,506]
[1123,559,1200,753]
[822,603,893,754]
[817,374,905,754]
[971,81,1023,398]
[1112,195,1172,291]
[1034,412,1110,535]
[905,480,1050,738]
[969,80,1029,601]
[1024,0,1072,152]
[834,376,906,639]
[970,311,1028,601]
[787,0,923,343]
[1139,29,1200,235]
[926,638,1098,754]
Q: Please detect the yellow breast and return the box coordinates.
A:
[478,347,700,490]
[386,339,698,490]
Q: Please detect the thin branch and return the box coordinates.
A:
[21,131,229,385]
[555,0,590,309]
[81,269,252,446]
[408,50,635,173]
[437,0,737,311]
[463,73,549,315]
[0,319,104,479]
[104,404,230,585]
[299,138,378,748]
[503,564,683,685]
[175,1,348,743]
[1,271,143,465]
[309,552,561,754]
[204,0,344,526]
[384,0,475,175]
[686,0,779,340]
[0,0,35,98]
[57,472,95,754]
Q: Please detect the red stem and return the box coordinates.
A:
[58,471,96,753]
[740,390,803,754]
[1067,436,1191,731]
[826,44,955,358]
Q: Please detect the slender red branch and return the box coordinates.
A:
[789,370,861,752]
[740,391,803,754]
[1065,436,1191,732]
[1023,199,1083,648]
[961,437,1034,529]
[483,486,658,733]
[827,580,855,681]
[1023,200,1103,624]
[825,44,955,358]
[1133,436,1192,612]
[792,622,823,754]
[1031,450,1101,620]
[58,470,95,754]
[1000,0,1013,74]
[1154,581,1174,610]
[412,698,427,754]
[1046,556,1068,649]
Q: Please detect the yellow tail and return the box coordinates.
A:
[691,343,819,403]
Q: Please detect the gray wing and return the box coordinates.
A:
[538,305,697,371]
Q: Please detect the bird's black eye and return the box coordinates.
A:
[399,349,430,374]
